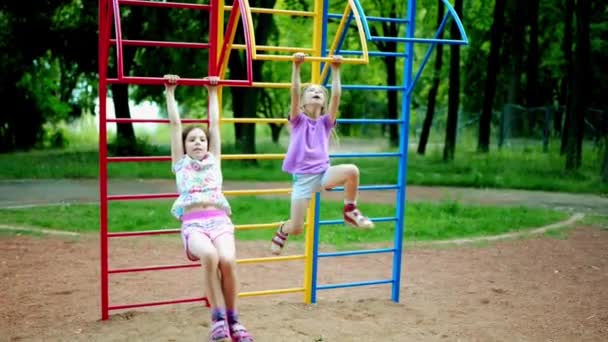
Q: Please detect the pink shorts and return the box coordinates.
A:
[181,209,234,261]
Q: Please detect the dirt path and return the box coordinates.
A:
[1,179,607,215]
[1,227,607,341]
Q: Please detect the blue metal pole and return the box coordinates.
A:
[391,0,416,303]
[311,192,322,304]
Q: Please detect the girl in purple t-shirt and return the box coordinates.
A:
[270,53,374,255]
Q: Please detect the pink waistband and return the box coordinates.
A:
[182,209,227,222]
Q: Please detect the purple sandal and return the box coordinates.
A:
[209,320,231,342]
[230,322,254,342]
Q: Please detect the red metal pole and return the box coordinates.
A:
[119,0,211,10]
[99,0,110,321]
[209,0,219,77]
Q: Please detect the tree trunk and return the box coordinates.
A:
[443,0,462,161]
[110,45,137,156]
[372,9,398,147]
[269,124,282,143]
[525,0,541,129]
[504,0,526,138]
[477,0,505,152]
[417,1,444,155]
[560,0,574,155]
[602,138,608,182]
[228,0,277,160]
[565,0,590,171]
[384,55,398,147]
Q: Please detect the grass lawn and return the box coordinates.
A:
[0,197,569,248]
[1,140,605,194]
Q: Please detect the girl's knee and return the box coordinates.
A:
[218,255,236,274]
[347,164,360,177]
[192,247,219,266]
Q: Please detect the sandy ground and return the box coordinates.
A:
[1,225,607,342]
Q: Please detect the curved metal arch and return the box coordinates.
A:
[217,0,255,83]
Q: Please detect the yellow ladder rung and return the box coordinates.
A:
[224,6,314,17]
[237,254,305,264]
[221,153,285,160]
[224,188,291,196]
[238,287,305,298]
[221,118,288,124]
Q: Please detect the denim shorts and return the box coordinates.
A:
[291,172,330,200]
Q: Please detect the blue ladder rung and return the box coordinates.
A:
[326,84,404,91]
[325,49,408,58]
[327,13,408,24]
[337,118,402,124]
[317,279,394,290]
[319,216,398,226]
[319,248,395,258]
[371,36,467,45]
[330,152,401,158]
[327,184,400,192]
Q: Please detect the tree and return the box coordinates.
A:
[525,0,541,120]
[443,0,462,161]
[565,0,591,171]
[369,1,403,147]
[228,0,277,159]
[417,1,445,155]
[560,0,575,154]
[477,0,506,153]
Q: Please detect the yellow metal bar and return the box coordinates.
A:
[240,0,257,59]
[221,153,285,160]
[224,188,291,196]
[239,287,304,298]
[237,254,305,264]
[218,0,241,78]
[303,0,324,306]
[221,118,288,124]
[348,0,370,63]
[320,5,352,81]
[235,222,285,231]
[224,6,314,17]
[232,44,314,53]
[252,81,292,89]
[253,54,366,64]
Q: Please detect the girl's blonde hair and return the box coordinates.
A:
[299,84,339,146]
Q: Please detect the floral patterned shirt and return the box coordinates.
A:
[171,153,231,219]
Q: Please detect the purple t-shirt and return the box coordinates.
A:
[282,112,336,174]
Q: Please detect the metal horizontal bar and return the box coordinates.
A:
[119,0,210,10]
[108,193,176,201]
[254,54,367,64]
[330,152,401,158]
[319,247,395,258]
[222,118,287,124]
[370,36,468,45]
[109,228,180,238]
[336,118,402,124]
[239,287,304,298]
[235,222,285,231]
[330,84,405,91]
[106,76,251,87]
[224,6,314,17]
[109,263,198,274]
[327,184,400,192]
[108,156,170,162]
[107,118,207,124]
[326,49,408,58]
[106,154,286,163]
[317,279,393,290]
[319,216,397,226]
[237,254,305,264]
[107,188,291,201]
[222,153,285,160]
[225,188,291,196]
[109,39,209,49]
[109,296,207,311]
[232,44,314,53]
[327,13,408,24]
